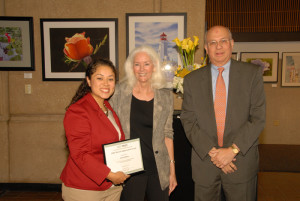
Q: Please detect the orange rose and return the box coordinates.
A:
[63,32,94,61]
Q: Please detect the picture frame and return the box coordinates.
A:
[40,18,118,81]
[231,52,238,61]
[281,52,300,87]
[0,16,34,71]
[240,52,278,82]
[126,13,187,87]
[232,32,300,42]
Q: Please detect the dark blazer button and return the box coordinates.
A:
[155,151,159,154]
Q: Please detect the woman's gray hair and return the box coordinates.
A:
[123,45,166,89]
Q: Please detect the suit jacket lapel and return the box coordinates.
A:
[205,66,215,124]
[224,60,241,138]
[200,66,217,134]
[120,84,133,139]
[193,66,218,141]
[153,89,162,137]
[206,66,219,140]
[195,66,214,110]
[86,94,120,139]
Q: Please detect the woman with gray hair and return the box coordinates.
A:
[110,45,177,201]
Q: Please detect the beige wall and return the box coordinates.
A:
[261,85,300,144]
[0,0,10,182]
[0,0,299,184]
[0,0,206,183]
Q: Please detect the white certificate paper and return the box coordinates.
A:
[103,138,144,174]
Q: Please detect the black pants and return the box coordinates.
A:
[120,173,169,201]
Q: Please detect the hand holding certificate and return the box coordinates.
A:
[106,171,130,185]
[103,138,144,175]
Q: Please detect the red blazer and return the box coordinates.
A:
[60,93,125,191]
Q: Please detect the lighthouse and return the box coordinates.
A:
[158,32,169,62]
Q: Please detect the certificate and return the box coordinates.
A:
[103,138,144,175]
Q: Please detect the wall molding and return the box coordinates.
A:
[0,72,9,121]
[259,144,300,172]
[9,114,64,122]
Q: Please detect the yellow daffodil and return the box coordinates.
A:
[172,36,207,94]
[181,38,190,51]
[193,36,199,47]
[173,36,199,67]
[172,37,182,47]
[188,40,194,51]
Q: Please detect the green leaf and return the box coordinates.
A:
[10,55,21,61]
[7,50,14,56]
[15,47,22,55]
[93,34,107,55]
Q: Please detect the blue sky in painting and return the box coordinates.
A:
[135,22,179,63]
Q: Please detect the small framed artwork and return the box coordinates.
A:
[40,18,118,81]
[0,16,34,71]
[126,13,186,87]
[231,52,238,61]
[282,52,300,87]
[240,52,278,82]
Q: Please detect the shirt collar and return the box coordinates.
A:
[211,60,231,72]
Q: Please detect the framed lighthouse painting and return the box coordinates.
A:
[126,13,187,87]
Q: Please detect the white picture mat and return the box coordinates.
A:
[0,20,32,68]
[42,21,116,79]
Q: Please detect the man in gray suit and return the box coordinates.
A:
[180,25,266,201]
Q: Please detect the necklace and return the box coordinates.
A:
[103,103,108,116]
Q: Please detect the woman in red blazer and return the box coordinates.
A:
[60,58,130,201]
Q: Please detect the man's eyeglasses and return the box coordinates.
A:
[207,39,231,47]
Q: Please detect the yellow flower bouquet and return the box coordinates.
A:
[172,36,207,93]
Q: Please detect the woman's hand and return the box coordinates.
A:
[164,137,177,195]
[106,171,130,185]
[168,162,177,195]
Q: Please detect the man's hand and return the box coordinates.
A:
[208,147,219,158]
[209,146,238,173]
[210,147,236,169]
[221,162,237,174]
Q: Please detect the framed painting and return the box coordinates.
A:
[40,18,118,81]
[282,52,300,87]
[240,52,278,82]
[126,13,186,87]
[231,52,238,61]
[0,16,34,71]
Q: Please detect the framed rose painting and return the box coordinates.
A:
[40,18,118,81]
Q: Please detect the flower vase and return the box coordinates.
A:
[176,92,183,99]
[173,92,183,110]
[186,64,194,71]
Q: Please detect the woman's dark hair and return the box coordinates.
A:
[66,58,117,110]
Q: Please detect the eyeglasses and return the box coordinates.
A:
[207,39,231,47]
